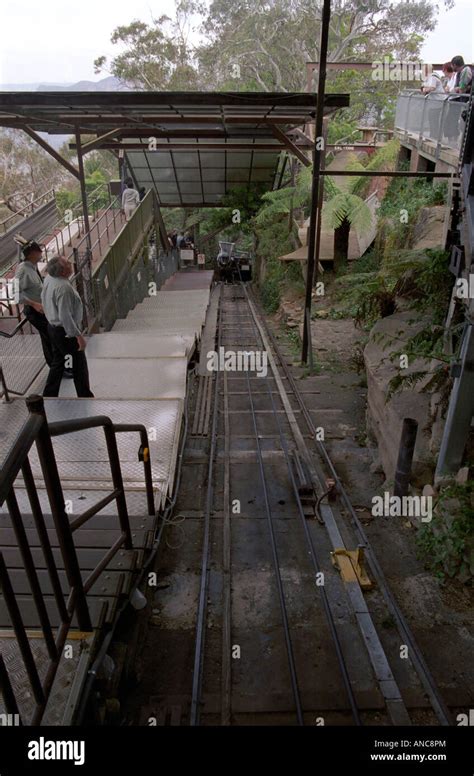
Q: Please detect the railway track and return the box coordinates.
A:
[187,281,451,727]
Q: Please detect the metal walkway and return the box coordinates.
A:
[0,264,214,724]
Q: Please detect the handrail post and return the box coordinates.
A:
[0,654,22,723]
[436,97,449,158]
[0,553,45,704]
[419,94,429,146]
[102,424,133,548]
[25,395,93,631]
[0,365,11,403]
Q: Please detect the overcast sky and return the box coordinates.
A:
[0,0,473,86]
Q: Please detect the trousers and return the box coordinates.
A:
[43,325,94,398]
[24,306,53,366]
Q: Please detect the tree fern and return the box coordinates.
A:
[324,191,373,233]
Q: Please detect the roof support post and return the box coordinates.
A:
[75,127,92,251]
[301,0,331,364]
[313,116,328,284]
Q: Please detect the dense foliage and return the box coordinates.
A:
[417,482,474,584]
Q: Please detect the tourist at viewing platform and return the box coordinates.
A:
[451,55,473,94]
[442,62,456,92]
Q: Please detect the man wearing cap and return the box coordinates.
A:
[14,240,54,367]
[42,255,94,398]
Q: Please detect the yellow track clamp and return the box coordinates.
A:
[331,546,372,590]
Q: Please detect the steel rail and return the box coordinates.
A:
[190,286,222,726]
[235,280,360,725]
[230,286,305,724]
[251,287,452,727]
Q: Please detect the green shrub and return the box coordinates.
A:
[417,482,474,584]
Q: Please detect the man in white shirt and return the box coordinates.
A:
[421,71,444,94]
[421,70,444,140]
[121,180,140,221]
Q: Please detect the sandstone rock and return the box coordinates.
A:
[455,467,470,485]
[364,311,439,484]
[422,484,437,498]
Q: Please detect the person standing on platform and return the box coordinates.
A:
[14,239,53,367]
[451,56,473,94]
[13,238,71,379]
[121,180,140,221]
[42,255,94,398]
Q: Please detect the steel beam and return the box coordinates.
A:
[270,125,311,167]
[318,170,454,178]
[79,143,290,151]
[74,128,91,249]
[80,128,123,154]
[23,127,80,179]
[301,0,331,364]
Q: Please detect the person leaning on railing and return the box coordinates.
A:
[420,69,444,139]
[451,56,473,94]
[442,62,457,93]
[41,255,94,398]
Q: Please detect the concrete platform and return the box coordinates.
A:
[1,397,184,510]
[85,332,194,359]
[111,318,204,337]
[139,290,211,303]
[162,269,214,291]
[128,310,208,325]
[59,357,188,400]
[133,302,209,315]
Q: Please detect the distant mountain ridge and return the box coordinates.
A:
[0,76,131,92]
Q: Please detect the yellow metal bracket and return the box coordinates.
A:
[331,546,372,590]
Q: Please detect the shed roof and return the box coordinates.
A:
[0,90,350,207]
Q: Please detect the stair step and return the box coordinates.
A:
[85,332,193,359]
[59,357,187,400]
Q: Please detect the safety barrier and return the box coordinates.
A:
[0,395,154,724]
[88,191,179,331]
[395,90,470,156]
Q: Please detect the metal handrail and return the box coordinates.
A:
[0,394,155,724]
[0,316,29,339]
[394,91,470,157]
[0,183,111,277]
[40,184,113,261]
[0,188,56,234]
[0,365,11,402]
[73,195,123,260]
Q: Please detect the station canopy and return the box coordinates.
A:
[0,91,349,208]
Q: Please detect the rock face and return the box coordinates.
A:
[364,310,441,485]
[411,205,447,250]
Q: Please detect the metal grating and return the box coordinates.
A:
[0,332,46,396]
[0,634,94,725]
